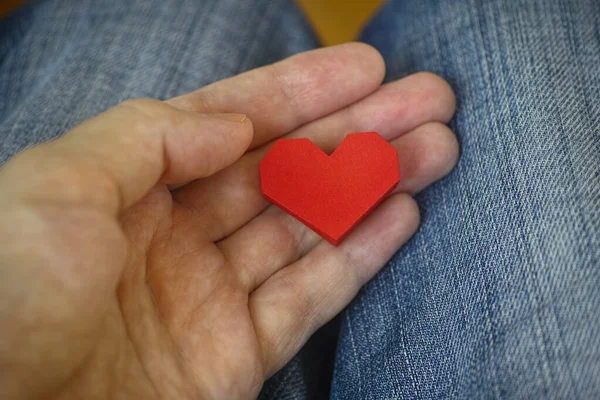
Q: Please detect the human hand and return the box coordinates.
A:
[0,44,458,400]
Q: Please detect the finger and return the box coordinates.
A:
[392,121,459,195]
[220,122,458,292]
[288,72,456,150]
[168,43,385,149]
[175,72,455,241]
[0,100,253,215]
[249,194,420,376]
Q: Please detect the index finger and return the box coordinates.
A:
[167,43,385,149]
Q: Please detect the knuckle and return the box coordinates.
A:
[115,98,178,150]
[119,98,167,116]
[117,98,178,131]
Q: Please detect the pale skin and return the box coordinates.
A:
[0,44,458,399]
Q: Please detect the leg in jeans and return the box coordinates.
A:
[0,0,318,163]
[331,0,600,398]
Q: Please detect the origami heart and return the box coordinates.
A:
[259,132,400,246]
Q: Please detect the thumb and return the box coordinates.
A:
[0,98,253,214]
[0,99,252,398]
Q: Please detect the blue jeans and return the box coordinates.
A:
[1,0,598,398]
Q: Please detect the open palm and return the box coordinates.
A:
[0,44,457,400]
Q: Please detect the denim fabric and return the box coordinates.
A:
[1,0,599,399]
[0,0,318,163]
[335,0,600,398]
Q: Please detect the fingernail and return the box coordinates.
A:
[209,113,247,123]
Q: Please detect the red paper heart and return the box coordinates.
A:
[259,132,400,246]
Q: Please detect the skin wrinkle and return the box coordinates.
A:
[267,63,304,128]
[128,243,192,398]
[221,239,263,292]
[117,296,165,400]
[120,192,191,399]
[171,195,220,242]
